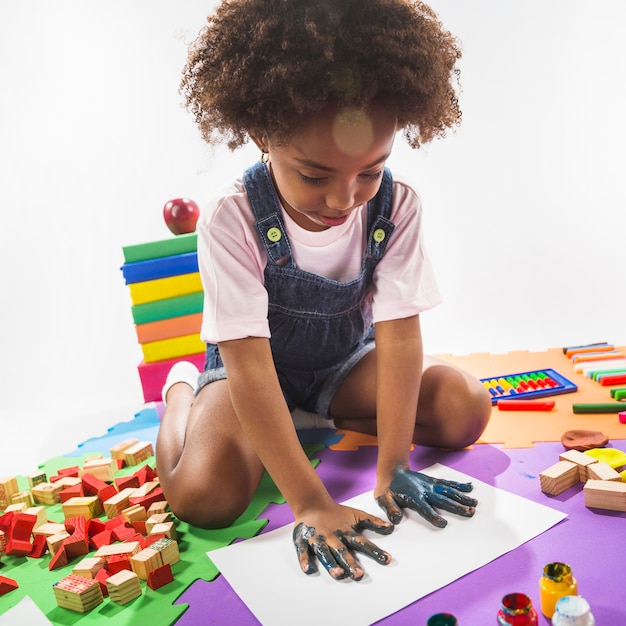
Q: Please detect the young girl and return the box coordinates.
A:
[156,0,492,581]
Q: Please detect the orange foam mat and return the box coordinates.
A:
[331,347,626,450]
[438,347,626,448]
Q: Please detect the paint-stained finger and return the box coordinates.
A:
[339,531,392,564]
[426,491,476,518]
[331,544,364,580]
[431,477,474,493]
[292,523,316,574]
[433,484,478,508]
[360,508,397,533]
[375,492,403,525]
[405,492,447,528]
[311,537,346,579]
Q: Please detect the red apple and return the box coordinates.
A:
[163,198,200,235]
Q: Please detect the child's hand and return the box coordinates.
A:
[376,466,477,528]
[292,503,393,580]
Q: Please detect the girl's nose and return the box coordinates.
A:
[325,183,355,211]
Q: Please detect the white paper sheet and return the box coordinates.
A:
[208,464,566,626]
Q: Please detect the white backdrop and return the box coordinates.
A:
[1,1,624,474]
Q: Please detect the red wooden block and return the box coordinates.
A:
[105,515,125,530]
[95,567,110,596]
[50,466,80,482]
[107,554,131,574]
[82,473,117,504]
[143,534,166,548]
[112,523,136,543]
[0,575,19,596]
[132,520,147,535]
[48,546,68,570]
[0,512,14,535]
[123,532,146,549]
[129,487,165,509]
[133,465,158,486]
[115,459,126,470]
[147,563,173,590]
[89,529,113,551]
[59,484,85,503]
[115,475,140,491]
[28,534,48,558]
[5,513,37,556]
[86,518,106,538]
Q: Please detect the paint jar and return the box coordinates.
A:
[551,596,595,626]
[497,593,538,625]
[427,613,458,626]
[539,562,578,618]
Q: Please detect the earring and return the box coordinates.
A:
[260,151,269,164]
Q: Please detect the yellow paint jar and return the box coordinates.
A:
[539,562,578,618]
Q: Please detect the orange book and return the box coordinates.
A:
[136,313,203,344]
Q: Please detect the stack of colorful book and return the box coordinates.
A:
[121,233,206,403]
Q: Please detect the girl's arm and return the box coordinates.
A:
[218,335,393,579]
[373,314,423,489]
[373,315,478,525]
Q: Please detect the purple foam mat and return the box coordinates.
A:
[176,441,626,625]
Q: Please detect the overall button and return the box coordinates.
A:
[373,228,386,243]
[267,227,282,242]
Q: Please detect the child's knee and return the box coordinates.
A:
[163,482,250,529]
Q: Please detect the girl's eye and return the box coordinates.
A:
[360,171,383,182]
[298,173,327,185]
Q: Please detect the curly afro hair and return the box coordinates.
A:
[180,0,462,150]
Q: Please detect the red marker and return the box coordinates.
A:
[497,400,556,411]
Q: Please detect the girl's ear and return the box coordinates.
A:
[249,133,269,153]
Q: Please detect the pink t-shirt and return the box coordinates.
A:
[197,172,442,343]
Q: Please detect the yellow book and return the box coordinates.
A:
[128,272,203,306]
[142,333,205,363]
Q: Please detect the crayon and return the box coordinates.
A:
[562,341,610,355]
[572,403,626,414]
[497,400,555,411]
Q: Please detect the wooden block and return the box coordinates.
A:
[72,556,105,578]
[47,530,71,557]
[33,522,66,537]
[147,501,169,515]
[132,481,159,498]
[94,540,141,560]
[3,502,27,514]
[11,491,34,507]
[60,484,85,503]
[0,529,6,554]
[584,479,626,511]
[149,521,176,540]
[106,569,142,605]
[149,537,180,565]
[147,563,174,590]
[122,504,147,524]
[31,482,63,505]
[103,487,136,519]
[29,533,48,558]
[62,496,102,521]
[110,438,139,460]
[0,477,19,509]
[131,547,163,580]
[146,513,172,533]
[27,471,47,488]
[111,523,137,542]
[124,441,154,466]
[559,449,598,481]
[54,476,82,489]
[587,461,623,482]
[23,506,47,528]
[53,574,104,612]
[539,460,580,496]
[0,575,19,596]
[81,458,117,483]
[129,486,165,509]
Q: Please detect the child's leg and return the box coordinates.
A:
[329,352,491,449]
[156,378,265,528]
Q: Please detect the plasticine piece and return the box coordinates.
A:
[584,447,626,469]
[561,430,609,451]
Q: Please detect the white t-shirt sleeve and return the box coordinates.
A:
[370,179,442,323]
[198,182,271,343]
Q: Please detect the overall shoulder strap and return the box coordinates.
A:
[366,167,396,260]
[243,162,294,266]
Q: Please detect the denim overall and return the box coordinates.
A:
[198,161,396,417]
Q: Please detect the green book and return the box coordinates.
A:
[123,233,198,263]
[131,291,204,325]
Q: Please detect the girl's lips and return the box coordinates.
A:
[319,214,348,227]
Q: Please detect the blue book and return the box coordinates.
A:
[121,252,199,284]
